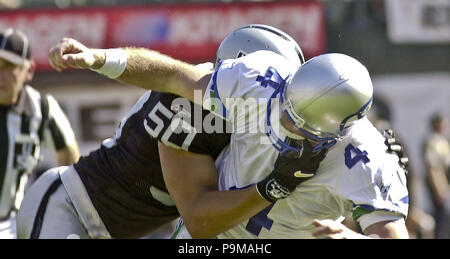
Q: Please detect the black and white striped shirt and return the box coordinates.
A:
[0,85,76,219]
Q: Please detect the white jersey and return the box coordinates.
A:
[175,51,409,239]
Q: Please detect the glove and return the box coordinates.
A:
[257,139,328,202]
[383,129,409,173]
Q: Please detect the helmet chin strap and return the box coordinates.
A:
[311,138,337,153]
[280,119,337,153]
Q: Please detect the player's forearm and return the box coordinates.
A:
[50,38,208,104]
[363,219,409,239]
[312,219,409,239]
[93,47,204,103]
[182,186,271,238]
[158,142,272,238]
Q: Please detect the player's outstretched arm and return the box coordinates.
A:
[48,38,210,104]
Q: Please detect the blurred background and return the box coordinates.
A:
[1,0,449,239]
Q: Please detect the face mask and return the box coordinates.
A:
[280,123,305,140]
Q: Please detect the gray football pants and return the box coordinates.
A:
[16,166,111,239]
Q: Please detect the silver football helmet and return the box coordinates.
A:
[267,53,373,153]
[215,24,305,68]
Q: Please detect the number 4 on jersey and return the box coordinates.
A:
[345,144,370,169]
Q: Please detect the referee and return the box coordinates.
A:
[0,28,80,238]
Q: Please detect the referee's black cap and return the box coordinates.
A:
[0,28,31,66]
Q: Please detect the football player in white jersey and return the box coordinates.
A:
[171,52,408,239]
[47,28,409,239]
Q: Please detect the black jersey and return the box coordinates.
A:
[74,91,230,238]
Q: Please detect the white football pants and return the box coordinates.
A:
[16,166,111,239]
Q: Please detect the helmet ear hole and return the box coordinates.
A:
[236,51,247,58]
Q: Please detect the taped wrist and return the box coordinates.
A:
[256,172,292,203]
[91,48,127,79]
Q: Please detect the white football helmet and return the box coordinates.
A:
[215,24,305,68]
[267,53,373,153]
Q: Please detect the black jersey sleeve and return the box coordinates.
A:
[146,92,230,160]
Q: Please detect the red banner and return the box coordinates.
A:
[0,1,325,70]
